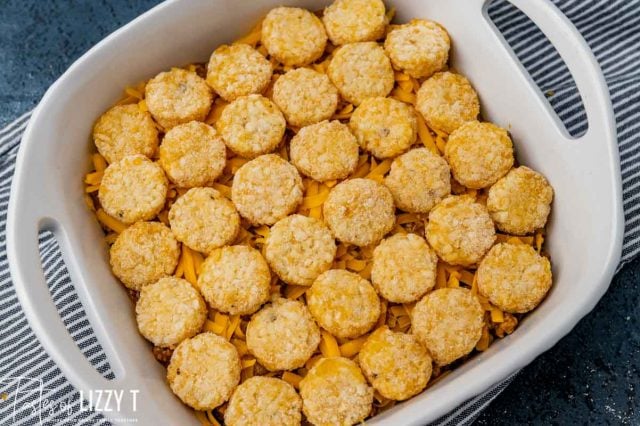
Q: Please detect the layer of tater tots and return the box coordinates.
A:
[83,2,560,424]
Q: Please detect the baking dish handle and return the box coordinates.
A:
[6,193,112,395]
[504,0,616,146]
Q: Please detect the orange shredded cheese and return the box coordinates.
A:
[332,103,354,120]
[124,87,143,100]
[346,258,368,272]
[182,246,198,287]
[96,209,127,233]
[366,159,392,179]
[241,358,256,369]
[390,87,416,104]
[319,331,341,357]
[92,153,107,173]
[491,308,505,323]
[282,371,303,389]
[396,213,421,225]
[232,338,249,357]
[339,335,368,358]
[204,319,226,335]
[211,183,232,199]
[394,71,410,81]
[305,355,323,370]
[475,326,491,351]
[435,262,447,289]
[285,285,308,300]
[226,315,241,340]
[228,157,249,173]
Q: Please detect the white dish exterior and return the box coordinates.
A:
[6,0,622,425]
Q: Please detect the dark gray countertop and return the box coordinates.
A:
[1,0,637,424]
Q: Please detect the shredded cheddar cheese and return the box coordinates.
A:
[319,331,341,357]
[339,336,368,358]
[96,209,127,233]
[285,285,307,300]
[282,371,303,389]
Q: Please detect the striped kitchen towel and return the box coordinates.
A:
[1,0,639,424]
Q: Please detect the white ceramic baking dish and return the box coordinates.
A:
[7,0,623,424]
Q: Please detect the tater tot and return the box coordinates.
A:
[416,72,479,134]
[206,43,272,101]
[445,121,514,189]
[323,178,395,246]
[109,221,180,291]
[225,377,302,426]
[300,357,373,426]
[371,233,437,303]
[262,7,327,67]
[412,288,484,366]
[272,68,339,127]
[426,196,496,266]
[198,245,271,315]
[359,326,433,400]
[487,166,553,235]
[384,19,450,79]
[289,120,359,181]
[265,214,337,286]
[135,277,206,347]
[477,243,552,313]
[384,147,451,213]
[216,94,285,158]
[307,269,380,339]
[246,298,321,371]
[145,68,213,129]
[99,155,168,224]
[232,154,304,225]
[93,104,158,164]
[167,333,241,410]
[327,42,395,105]
[158,121,226,188]
[349,97,417,159]
[323,0,387,45]
[168,187,240,253]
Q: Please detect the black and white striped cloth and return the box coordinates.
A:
[1,0,639,424]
